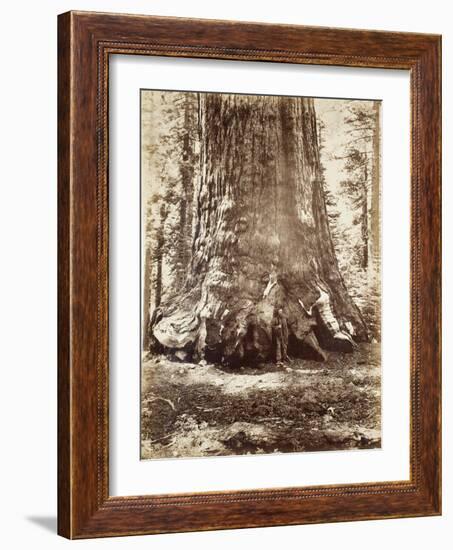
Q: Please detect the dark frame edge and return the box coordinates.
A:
[420,33,442,517]
[57,11,73,540]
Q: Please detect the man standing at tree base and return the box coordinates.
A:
[272,306,289,366]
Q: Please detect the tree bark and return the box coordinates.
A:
[154,231,163,310]
[152,94,367,364]
[176,94,195,289]
[361,162,369,270]
[142,245,152,350]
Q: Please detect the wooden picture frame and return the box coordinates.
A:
[58,10,441,539]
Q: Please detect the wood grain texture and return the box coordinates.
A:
[57,10,441,539]
[57,11,72,538]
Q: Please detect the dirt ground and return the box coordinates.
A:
[141,343,381,459]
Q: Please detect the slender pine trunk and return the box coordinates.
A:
[142,245,152,350]
[370,102,381,265]
[362,162,369,270]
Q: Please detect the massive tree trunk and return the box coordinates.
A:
[151,93,367,364]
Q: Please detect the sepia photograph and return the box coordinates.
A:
[140,89,382,460]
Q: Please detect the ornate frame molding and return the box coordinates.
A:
[58,11,441,538]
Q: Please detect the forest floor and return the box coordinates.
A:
[141,343,381,460]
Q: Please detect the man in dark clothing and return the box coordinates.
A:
[272,306,288,365]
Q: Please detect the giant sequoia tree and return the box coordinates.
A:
[151,93,367,365]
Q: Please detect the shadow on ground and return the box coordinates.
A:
[26,516,57,534]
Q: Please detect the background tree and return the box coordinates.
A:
[141,91,198,347]
[318,100,381,340]
[336,103,380,270]
[370,101,381,265]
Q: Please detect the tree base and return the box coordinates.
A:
[151,275,361,367]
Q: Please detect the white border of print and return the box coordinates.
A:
[109,55,410,496]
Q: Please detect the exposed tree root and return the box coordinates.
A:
[152,278,358,366]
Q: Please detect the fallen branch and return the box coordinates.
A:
[149,396,176,411]
[255,417,283,423]
[149,432,174,445]
[161,438,176,449]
